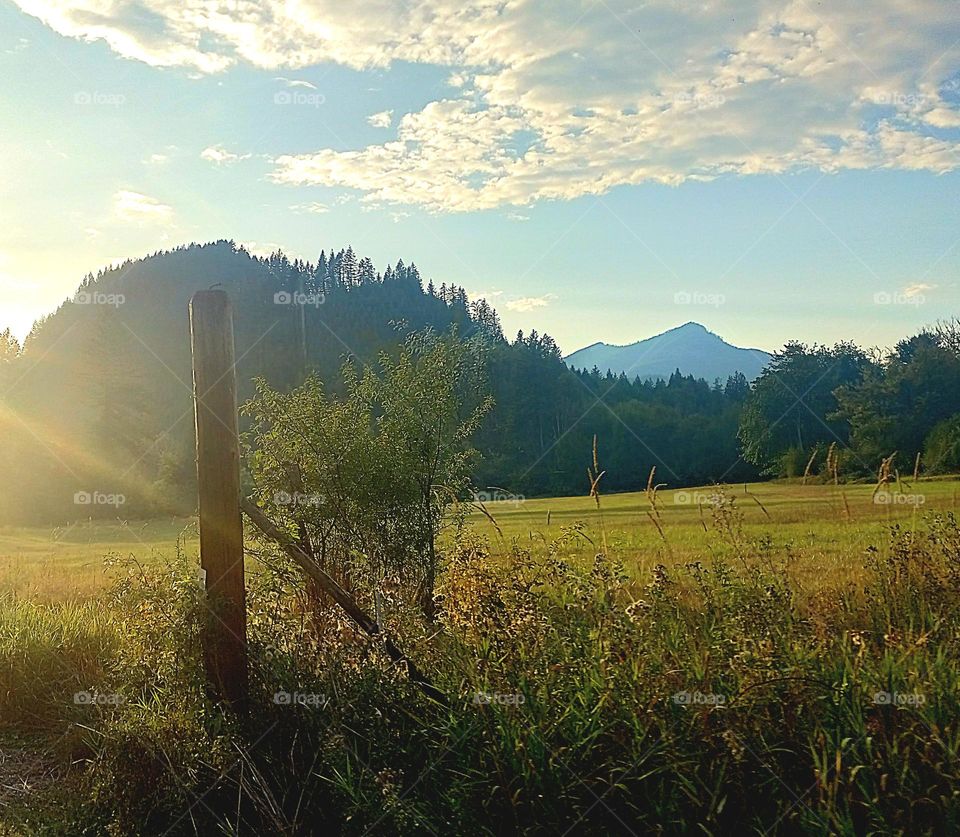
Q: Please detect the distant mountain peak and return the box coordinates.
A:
[564,323,771,383]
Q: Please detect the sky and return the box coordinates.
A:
[1,0,959,356]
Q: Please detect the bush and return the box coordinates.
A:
[924,414,960,474]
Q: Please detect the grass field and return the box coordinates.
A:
[472,476,960,589]
[0,518,198,600]
[2,478,958,601]
[3,478,960,833]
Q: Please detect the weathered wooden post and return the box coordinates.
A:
[190,290,248,708]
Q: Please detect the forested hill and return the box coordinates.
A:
[0,241,758,523]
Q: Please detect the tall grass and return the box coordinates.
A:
[4,501,960,833]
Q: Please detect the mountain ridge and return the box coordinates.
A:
[564,321,772,382]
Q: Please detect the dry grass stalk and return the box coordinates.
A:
[872,451,898,499]
[826,443,840,486]
[802,446,819,485]
[743,487,772,520]
[587,435,608,554]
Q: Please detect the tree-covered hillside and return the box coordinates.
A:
[0,241,759,522]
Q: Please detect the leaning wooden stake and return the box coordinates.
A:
[241,498,448,706]
[190,291,248,709]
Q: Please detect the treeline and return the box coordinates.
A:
[0,240,956,523]
[475,336,755,495]
[739,325,960,479]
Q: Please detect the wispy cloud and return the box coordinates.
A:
[113,190,173,223]
[468,289,504,303]
[201,145,251,165]
[904,282,937,298]
[274,77,318,89]
[506,293,557,312]
[241,240,285,258]
[290,202,330,214]
[15,0,960,211]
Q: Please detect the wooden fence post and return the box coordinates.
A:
[190,290,248,708]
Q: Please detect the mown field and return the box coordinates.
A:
[2,478,958,601]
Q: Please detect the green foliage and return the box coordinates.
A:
[243,328,493,610]
[924,414,960,473]
[0,596,121,732]
[739,341,873,474]
[0,241,764,525]
[836,325,960,472]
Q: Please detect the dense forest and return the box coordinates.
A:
[0,240,956,523]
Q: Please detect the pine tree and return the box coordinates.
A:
[342,246,358,287]
[358,256,376,285]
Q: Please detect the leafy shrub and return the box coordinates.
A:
[924,414,960,473]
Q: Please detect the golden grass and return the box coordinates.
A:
[2,478,958,602]
[0,518,197,601]
[466,477,960,591]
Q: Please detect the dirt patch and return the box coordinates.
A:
[0,741,59,809]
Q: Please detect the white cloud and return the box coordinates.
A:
[367,109,393,128]
[467,289,504,303]
[506,293,557,312]
[240,240,285,258]
[904,282,936,298]
[201,145,252,165]
[113,190,173,223]
[274,77,318,89]
[507,211,529,222]
[13,0,960,211]
[291,201,330,214]
[5,37,29,54]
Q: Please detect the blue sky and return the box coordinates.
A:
[1,0,958,355]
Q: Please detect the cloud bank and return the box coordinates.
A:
[16,0,960,210]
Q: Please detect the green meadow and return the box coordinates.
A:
[2,478,960,833]
[3,478,958,602]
